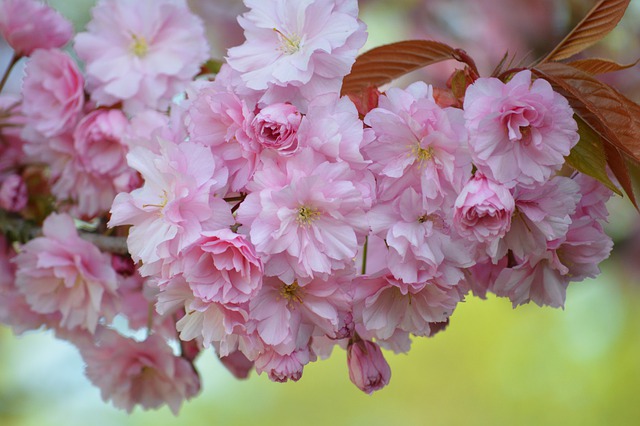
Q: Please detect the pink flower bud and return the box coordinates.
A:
[250,103,301,155]
[0,0,73,56]
[454,173,514,243]
[347,339,391,394]
[0,174,27,212]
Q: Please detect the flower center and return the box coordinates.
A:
[296,205,320,226]
[280,281,304,308]
[411,143,434,165]
[130,34,149,57]
[142,190,169,216]
[274,28,302,55]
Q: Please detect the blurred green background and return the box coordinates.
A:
[1,1,640,425]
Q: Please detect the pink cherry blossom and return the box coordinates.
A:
[249,274,350,352]
[109,140,233,276]
[21,49,84,139]
[454,173,514,258]
[368,187,473,284]
[347,339,391,394]
[251,103,301,155]
[226,0,367,107]
[155,275,249,350]
[80,329,200,414]
[254,345,313,383]
[237,149,369,282]
[0,235,61,334]
[43,108,138,219]
[297,93,372,170]
[364,82,471,204]
[74,109,130,176]
[0,0,73,56]
[504,176,580,259]
[177,229,264,305]
[13,213,119,333]
[464,70,578,187]
[185,82,258,191]
[352,270,462,339]
[74,0,209,113]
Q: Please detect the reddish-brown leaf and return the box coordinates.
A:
[532,62,640,208]
[341,40,457,95]
[568,58,638,75]
[603,143,638,209]
[539,0,630,63]
[533,62,640,162]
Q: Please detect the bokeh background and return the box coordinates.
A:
[1,1,640,425]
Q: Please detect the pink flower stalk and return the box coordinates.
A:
[0,0,73,56]
[176,229,264,305]
[352,271,462,339]
[185,82,258,191]
[454,173,514,258]
[226,0,367,107]
[251,103,301,155]
[81,330,200,414]
[347,339,391,394]
[364,82,471,204]
[109,140,233,276]
[13,213,119,333]
[21,49,84,139]
[237,149,369,282]
[463,70,579,187]
[0,173,27,211]
[74,0,210,113]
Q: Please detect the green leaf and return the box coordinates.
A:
[200,59,223,75]
[566,116,622,195]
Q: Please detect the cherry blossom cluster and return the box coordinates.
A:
[0,0,614,415]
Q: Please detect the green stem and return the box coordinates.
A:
[361,235,368,275]
[0,53,21,94]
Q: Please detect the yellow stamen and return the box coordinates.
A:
[410,143,434,167]
[280,281,304,308]
[296,205,320,226]
[273,28,301,55]
[142,190,169,216]
[130,34,149,57]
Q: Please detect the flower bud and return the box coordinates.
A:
[251,103,301,155]
[347,339,391,394]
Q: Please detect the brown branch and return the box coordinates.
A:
[0,210,129,255]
